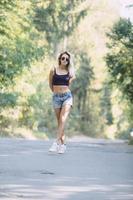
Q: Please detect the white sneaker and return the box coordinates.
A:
[58,144,66,154]
[49,142,59,152]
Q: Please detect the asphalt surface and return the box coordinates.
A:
[0,138,133,200]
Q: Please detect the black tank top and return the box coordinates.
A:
[52,68,70,86]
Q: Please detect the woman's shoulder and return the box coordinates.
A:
[50,66,56,73]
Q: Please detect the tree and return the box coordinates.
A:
[106,18,133,103]
[106,18,133,138]
[0,0,44,89]
[33,0,87,54]
[72,52,94,113]
[0,0,44,134]
[100,81,113,125]
[69,51,95,135]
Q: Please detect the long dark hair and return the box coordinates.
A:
[58,51,70,68]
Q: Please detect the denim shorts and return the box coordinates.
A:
[52,91,73,109]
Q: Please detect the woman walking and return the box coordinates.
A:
[49,51,76,154]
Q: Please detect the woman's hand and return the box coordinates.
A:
[69,76,76,85]
[49,68,54,92]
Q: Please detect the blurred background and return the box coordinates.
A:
[0,0,133,141]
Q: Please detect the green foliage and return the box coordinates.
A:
[26,83,55,131]
[116,128,131,140]
[106,18,133,138]
[33,0,87,51]
[72,52,94,93]
[70,52,96,135]
[0,37,44,88]
[0,0,45,136]
[0,92,19,108]
[0,0,44,89]
[106,18,133,102]
[0,0,15,9]
[1,0,131,140]
[100,81,113,125]
[0,0,90,138]
[0,0,17,36]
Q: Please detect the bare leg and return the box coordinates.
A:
[54,108,64,143]
[54,108,61,142]
[54,108,61,125]
[58,105,71,144]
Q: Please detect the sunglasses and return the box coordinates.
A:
[61,56,69,62]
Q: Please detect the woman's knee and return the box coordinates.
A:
[59,115,67,124]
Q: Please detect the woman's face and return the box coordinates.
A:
[60,53,70,66]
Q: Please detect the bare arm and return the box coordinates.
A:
[49,68,54,92]
[69,75,76,85]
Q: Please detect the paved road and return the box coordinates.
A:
[0,138,133,200]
